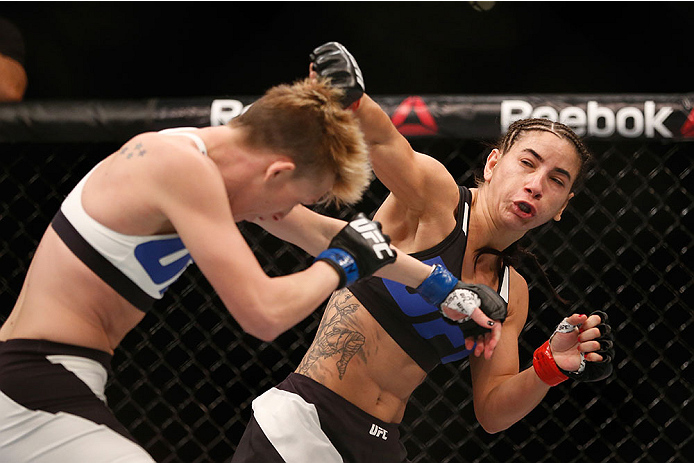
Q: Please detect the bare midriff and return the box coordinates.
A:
[0,226,145,354]
[295,287,428,424]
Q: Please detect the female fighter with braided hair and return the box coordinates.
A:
[231,43,614,462]
[0,72,506,462]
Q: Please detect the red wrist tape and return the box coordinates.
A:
[533,340,568,386]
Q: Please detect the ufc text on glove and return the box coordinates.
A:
[315,213,396,288]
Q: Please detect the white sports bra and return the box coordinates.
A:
[51,128,208,311]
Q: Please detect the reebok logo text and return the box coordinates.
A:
[501,100,673,138]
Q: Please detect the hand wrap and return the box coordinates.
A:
[533,339,569,386]
[310,41,365,109]
[316,213,396,288]
[533,310,615,386]
[415,265,508,338]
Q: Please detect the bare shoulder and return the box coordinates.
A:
[508,266,528,293]
[382,151,459,218]
[125,131,212,168]
[416,150,451,175]
[415,151,459,203]
[109,132,227,221]
[121,132,222,191]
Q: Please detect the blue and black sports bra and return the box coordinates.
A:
[349,186,510,372]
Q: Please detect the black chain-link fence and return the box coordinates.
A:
[1,135,692,462]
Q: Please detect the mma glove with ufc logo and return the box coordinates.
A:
[316,213,396,288]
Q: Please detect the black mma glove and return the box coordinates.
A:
[454,283,509,338]
[310,41,365,109]
[416,264,508,338]
[315,213,396,288]
[533,310,615,386]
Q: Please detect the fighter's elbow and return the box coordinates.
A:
[474,406,511,434]
[476,418,508,435]
[222,297,281,342]
[236,310,283,342]
[245,327,280,343]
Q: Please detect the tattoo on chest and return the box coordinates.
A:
[119,142,147,159]
[297,289,365,380]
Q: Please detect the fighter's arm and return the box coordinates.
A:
[353,95,459,215]
[310,43,459,216]
[254,205,437,288]
[153,151,343,341]
[469,269,615,433]
[255,204,505,356]
[468,269,546,433]
[252,205,342,257]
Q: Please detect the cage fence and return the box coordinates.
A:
[1,110,692,463]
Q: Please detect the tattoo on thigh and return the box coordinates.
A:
[297,289,365,380]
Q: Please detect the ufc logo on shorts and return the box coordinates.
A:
[350,218,394,260]
[369,424,388,440]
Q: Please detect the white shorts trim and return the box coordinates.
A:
[252,387,343,463]
[46,355,108,403]
[0,390,155,463]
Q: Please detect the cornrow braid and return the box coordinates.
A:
[475,118,592,305]
[499,118,594,190]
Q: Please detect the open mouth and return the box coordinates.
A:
[515,201,535,217]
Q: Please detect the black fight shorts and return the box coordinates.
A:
[0,338,155,462]
[232,372,409,463]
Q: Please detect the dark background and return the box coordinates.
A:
[1,3,692,462]
[2,1,693,101]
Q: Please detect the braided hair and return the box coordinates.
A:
[498,118,593,191]
[475,118,593,304]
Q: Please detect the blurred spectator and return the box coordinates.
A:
[0,17,27,102]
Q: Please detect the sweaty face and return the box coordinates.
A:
[484,130,581,231]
